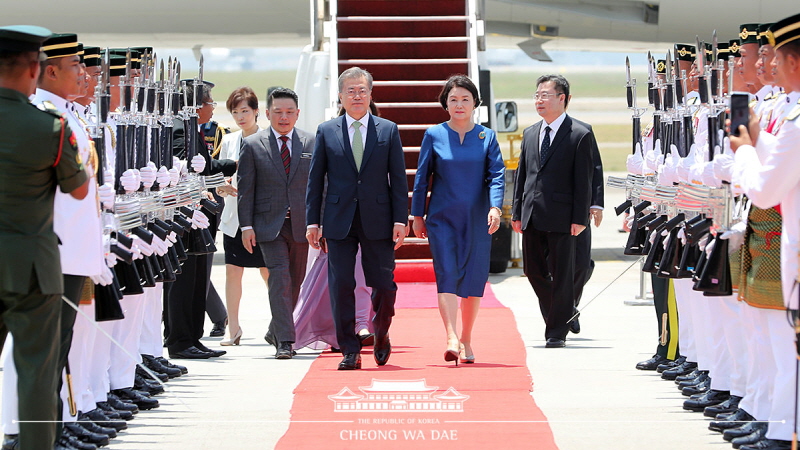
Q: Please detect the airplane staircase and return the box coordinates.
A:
[334,0,476,268]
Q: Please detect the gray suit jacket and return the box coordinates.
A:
[237,128,315,243]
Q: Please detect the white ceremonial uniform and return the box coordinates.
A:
[733,91,800,441]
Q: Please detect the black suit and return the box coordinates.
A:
[306,114,407,355]
[573,121,604,309]
[512,114,593,340]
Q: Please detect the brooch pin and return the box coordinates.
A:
[478,131,486,140]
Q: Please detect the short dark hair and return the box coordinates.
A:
[536,74,570,108]
[778,40,800,60]
[438,74,481,110]
[0,50,38,78]
[267,87,298,109]
[226,86,258,113]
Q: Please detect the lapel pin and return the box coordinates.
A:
[478,131,485,140]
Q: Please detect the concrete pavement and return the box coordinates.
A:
[0,173,728,449]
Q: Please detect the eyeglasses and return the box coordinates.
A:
[344,88,370,98]
[533,92,563,100]
[204,101,217,108]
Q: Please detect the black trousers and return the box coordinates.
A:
[326,211,396,354]
[164,253,209,353]
[573,225,594,309]
[522,226,576,340]
[57,275,85,438]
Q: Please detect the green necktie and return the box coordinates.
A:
[352,120,363,171]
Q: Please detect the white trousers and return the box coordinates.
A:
[138,285,164,357]
[673,279,696,361]
[108,293,146,390]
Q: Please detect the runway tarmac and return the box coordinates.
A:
[0,173,729,449]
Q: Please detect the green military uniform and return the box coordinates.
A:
[0,25,86,450]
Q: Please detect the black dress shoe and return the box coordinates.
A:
[2,434,18,450]
[724,420,766,442]
[276,342,294,359]
[156,356,188,374]
[111,387,159,410]
[657,355,685,373]
[169,346,212,359]
[64,422,109,447]
[96,401,133,421]
[137,364,169,382]
[709,408,754,432]
[195,342,226,357]
[675,369,702,383]
[107,393,139,414]
[142,354,182,378]
[58,433,97,450]
[358,333,375,346]
[374,337,392,365]
[636,354,668,370]
[264,332,277,347]
[545,338,566,348]
[681,378,711,396]
[683,389,729,411]
[210,318,227,337]
[677,370,708,388]
[84,408,127,431]
[76,414,117,438]
[134,374,164,395]
[739,438,793,450]
[661,360,697,380]
[704,395,741,418]
[338,352,362,370]
[731,427,768,448]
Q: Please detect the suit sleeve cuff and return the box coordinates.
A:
[590,206,603,210]
[307,224,319,229]
[240,226,253,231]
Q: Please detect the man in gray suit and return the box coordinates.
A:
[238,88,315,359]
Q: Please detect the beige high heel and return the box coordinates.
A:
[444,339,460,366]
[220,327,242,346]
[459,343,475,364]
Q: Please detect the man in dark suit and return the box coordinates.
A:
[570,122,604,334]
[238,88,314,359]
[306,67,407,370]
[511,74,593,348]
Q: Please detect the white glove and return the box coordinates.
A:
[119,237,142,260]
[648,229,659,245]
[174,156,188,177]
[156,166,171,186]
[98,182,115,210]
[139,162,157,189]
[644,140,660,175]
[661,230,671,250]
[168,166,180,186]
[120,169,140,193]
[677,144,697,183]
[166,231,178,244]
[191,210,209,229]
[151,234,168,256]
[132,235,154,257]
[720,221,747,253]
[700,159,717,187]
[677,227,687,245]
[704,236,716,258]
[625,214,635,231]
[191,154,206,173]
[90,264,114,286]
[698,234,710,253]
[105,249,118,267]
[626,142,645,175]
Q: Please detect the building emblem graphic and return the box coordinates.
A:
[329,379,469,412]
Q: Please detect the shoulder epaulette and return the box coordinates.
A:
[787,101,800,122]
[37,100,66,119]
[749,98,759,108]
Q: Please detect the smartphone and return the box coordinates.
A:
[729,92,750,137]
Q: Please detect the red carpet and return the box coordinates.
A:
[276,283,558,450]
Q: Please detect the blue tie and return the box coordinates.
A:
[540,126,551,166]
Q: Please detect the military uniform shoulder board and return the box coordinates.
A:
[787,101,800,122]
[38,100,67,119]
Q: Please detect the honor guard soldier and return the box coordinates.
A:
[0,25,91,450]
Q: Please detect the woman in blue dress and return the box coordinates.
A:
[411,75,505,365]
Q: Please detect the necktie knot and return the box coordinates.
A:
[279,135,289,143]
